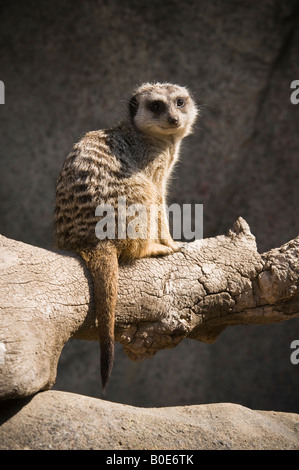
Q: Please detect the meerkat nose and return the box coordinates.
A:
[168,116,179,126]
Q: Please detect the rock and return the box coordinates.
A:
[0,391,298,450]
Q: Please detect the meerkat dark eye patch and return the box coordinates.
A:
[148,100,166,114]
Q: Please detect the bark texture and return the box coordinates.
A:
[0,217,298,400]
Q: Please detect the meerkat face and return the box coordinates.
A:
[129,82,198,139]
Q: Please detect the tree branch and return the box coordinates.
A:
[0,217,298,399]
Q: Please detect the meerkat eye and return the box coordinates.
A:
[149,100,165,114]
[176,98,185,108]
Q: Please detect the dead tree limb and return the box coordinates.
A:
[0,217,298,399]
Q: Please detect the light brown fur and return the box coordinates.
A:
[54,82,198,391]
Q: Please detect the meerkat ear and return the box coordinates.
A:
[129,94,139,119]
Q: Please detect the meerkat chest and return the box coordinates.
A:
[144,146,178,186]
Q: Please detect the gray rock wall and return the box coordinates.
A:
[0,0,298,411]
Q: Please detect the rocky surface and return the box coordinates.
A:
[0,391,298,450]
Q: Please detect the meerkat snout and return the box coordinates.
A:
[168,115,179,126]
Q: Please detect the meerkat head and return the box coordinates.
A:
[129,82,198,140]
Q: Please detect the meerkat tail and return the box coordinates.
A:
[82,244,118,392]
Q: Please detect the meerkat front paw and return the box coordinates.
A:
[143,242,176,257]
[171,241,184,252]
[160,239,182,253]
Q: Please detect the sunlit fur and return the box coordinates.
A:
[132,82,198,139]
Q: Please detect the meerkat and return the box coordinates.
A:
[54,82,198,391]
